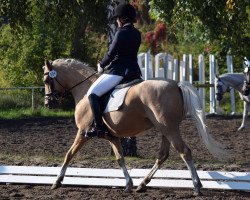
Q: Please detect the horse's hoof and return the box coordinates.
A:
[136,185,147,193]
[124,181,133,193]
[51,182,62,190]
[124,188,132,193]
[193,188,202,196]
[193,191,202,196]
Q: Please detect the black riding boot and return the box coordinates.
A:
[85,93,109,138]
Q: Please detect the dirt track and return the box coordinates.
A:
[0,116,249,199]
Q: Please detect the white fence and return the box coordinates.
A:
[0,166,249,191]
[138,52,237,114]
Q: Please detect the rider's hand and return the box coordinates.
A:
[97,63,104,74]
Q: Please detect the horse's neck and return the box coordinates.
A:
[70,75,97,105]
[221,73,244,91]
[60,65,98,104]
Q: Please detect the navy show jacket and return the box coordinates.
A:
[99,24,142,79]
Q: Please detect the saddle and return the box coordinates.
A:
[100,79,143,113]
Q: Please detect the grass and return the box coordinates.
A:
[0,107,74,119]
[0,89,75,119]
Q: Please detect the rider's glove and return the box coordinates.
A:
[97,62,104,74]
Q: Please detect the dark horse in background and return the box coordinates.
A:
[43,59,229,196]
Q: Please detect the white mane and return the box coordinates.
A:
[52,58,96,73]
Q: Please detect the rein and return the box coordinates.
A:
[65,71,98,94]
[44,69,98,98]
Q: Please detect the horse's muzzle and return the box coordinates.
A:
[44,95,59,109]
[216,93,222,101]
[241,81,250,96]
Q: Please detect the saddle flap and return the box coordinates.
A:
[103,87,130,113]
[102,79,143,113]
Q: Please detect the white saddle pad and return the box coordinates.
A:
[104,86,131,113]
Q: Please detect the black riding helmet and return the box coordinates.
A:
[112,3,136,22]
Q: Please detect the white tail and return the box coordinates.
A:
[178,81,230,161]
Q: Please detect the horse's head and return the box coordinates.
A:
[215,75,228,101]
[43,59,65,109]
[241,57,250,96]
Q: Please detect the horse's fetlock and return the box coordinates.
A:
[117,158,125,165]
[144,178,151,185]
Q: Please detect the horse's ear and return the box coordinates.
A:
[45,59,52,71]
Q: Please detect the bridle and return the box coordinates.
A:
[44,62,97,108]
[242,57,250,96]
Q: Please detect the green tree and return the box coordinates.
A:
[149,0,249,69]
[0,0,109,86]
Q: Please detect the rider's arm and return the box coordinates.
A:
[99,29,121,68]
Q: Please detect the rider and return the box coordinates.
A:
[85,3,142,138]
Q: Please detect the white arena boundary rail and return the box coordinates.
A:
[0,166,249,191]
[138,53,237,114]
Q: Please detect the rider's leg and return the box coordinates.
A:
[85,74,123,138]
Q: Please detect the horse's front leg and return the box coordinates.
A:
[238,101,249,131]
[136,134,170,192]
[104,135,133,193]
[51,130,89,189]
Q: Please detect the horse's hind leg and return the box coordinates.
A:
[104,135,133,193]
[238,101,249,131]
[51,130,88,189]
[168,132,202,196]
[136,135,170,192]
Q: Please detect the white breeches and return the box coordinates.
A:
[87,74,123,97]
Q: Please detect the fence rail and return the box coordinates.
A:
[0,86,44,110]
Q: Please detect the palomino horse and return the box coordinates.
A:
[215,73,250,131]
[43,59,228,196]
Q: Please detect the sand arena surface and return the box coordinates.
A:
[0,116,249,199]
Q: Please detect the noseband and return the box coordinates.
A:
[242,58,250,96]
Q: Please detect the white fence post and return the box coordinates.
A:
[154,53,174,79]
[155,53,166,78]
[189,54,193,84]
[173,59,179,81]
[227,55,236,115]
[209,54,216,114]
[167,54,174,80]
[145,52,149,80]
[137,53,145,68]
[180,54,187,81]
[198,55,205,109]
[138,52,153,80]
